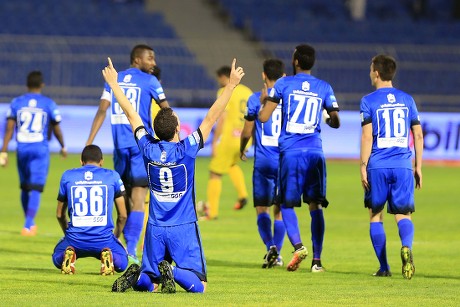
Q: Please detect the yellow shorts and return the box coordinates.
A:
[209,138,240,175]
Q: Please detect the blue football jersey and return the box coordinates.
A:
[268,73,339,152]
[135,127,204,226]
[360,87,420,169]
[57,165,125,242]
[102,67,166,149]
[245,90,280,164]
[6,93,62,149]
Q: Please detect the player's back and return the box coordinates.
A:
[139,131,202,227]
[8,93,60,149]
[272,73,338,152]
[108,67,164,149]
[59,165,124,242]
[361,87,420,170]
[219,84,252,141]
[246,91,280,163]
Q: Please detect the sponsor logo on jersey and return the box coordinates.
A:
[302,81,310,91]
[387,93,396,103]
[123,74,132,83]
[28,99,37,107]
[84,171,93,181]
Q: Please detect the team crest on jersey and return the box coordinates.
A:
[123,74,132,83]
[28,99,37,107]
[84,171,93,181]
[160,151,167,162]
[302,81,310,91]
[387,93,396,103]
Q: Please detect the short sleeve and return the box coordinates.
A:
[323,84,340,112]
[134,126,150,148]
[113,172,126,198]
[409,96,421,126]
[6,99,17,120]
[360,97,372,126]
[49,100,62,124]
[267,78,283,104]
[149,77,166,103]
[57,173,68,202]
[101,84,111,101]
[244,92,260,121]
[184,129,204,157]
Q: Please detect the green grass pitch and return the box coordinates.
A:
[0,154,459,306]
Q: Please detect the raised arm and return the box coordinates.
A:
[102,58,143,132]
[199,59,245,142]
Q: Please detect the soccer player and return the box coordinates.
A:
[86,45,170,262]
[259,44,340,273]
[104,57,244,293]
[52,145,128,275]
[0,71,66,236]
[360,55,423,279]
[202,65,253,220]
[240,59,286,268]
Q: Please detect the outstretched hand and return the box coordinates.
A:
[102,57,118,86]
[228,58,245,88]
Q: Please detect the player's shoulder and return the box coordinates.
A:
[248,91,262,101]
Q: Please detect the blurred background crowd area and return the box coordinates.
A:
[0,0,459,112]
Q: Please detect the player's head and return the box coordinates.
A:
[262,59,285,82]
[81,145,103,166]
[292,44,315,74]
[154,107,180,141]
[216,66,231,87]
[27,71,44,90]
[370,54,397,86]
[130,44,156,74]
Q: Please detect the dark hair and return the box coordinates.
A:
[293,44,315,70]
[130,44,154,64]
[372,54,397,81]
[27,71,43,89]
[216,66,231,78]
[152,66,161,81]
[154,108,178,141]
[81,145,103,163]
[263,59,285,81]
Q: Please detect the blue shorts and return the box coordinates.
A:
[141,222,207,283]
[253,158,279,207]
[17,145,49,192]
[365,168,415,214]
[52,235,128,272]
[114,146,148,188]
[279,150,328,208]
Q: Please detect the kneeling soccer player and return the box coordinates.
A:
[104,57,245,293]
[52,145,128,275]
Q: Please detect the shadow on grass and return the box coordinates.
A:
[332,270,460,281]
[0,247,51,257]
[206,258,262,270]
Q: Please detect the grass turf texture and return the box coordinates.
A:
[0,154,459,306]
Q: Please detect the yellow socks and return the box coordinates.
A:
[229,164,248,200]
[207,177,222,219]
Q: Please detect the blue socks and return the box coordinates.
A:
[310,209,325,260]
[123,211,145,256]
[134,272,154,292]
[24,190,40,229]
[21,190,29,215]
[370,222,389,272]
[257,212,274,250]
[173,267,204,293]
[398,218,414,249]
[281,206,302,248]
[273,219,286,253]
